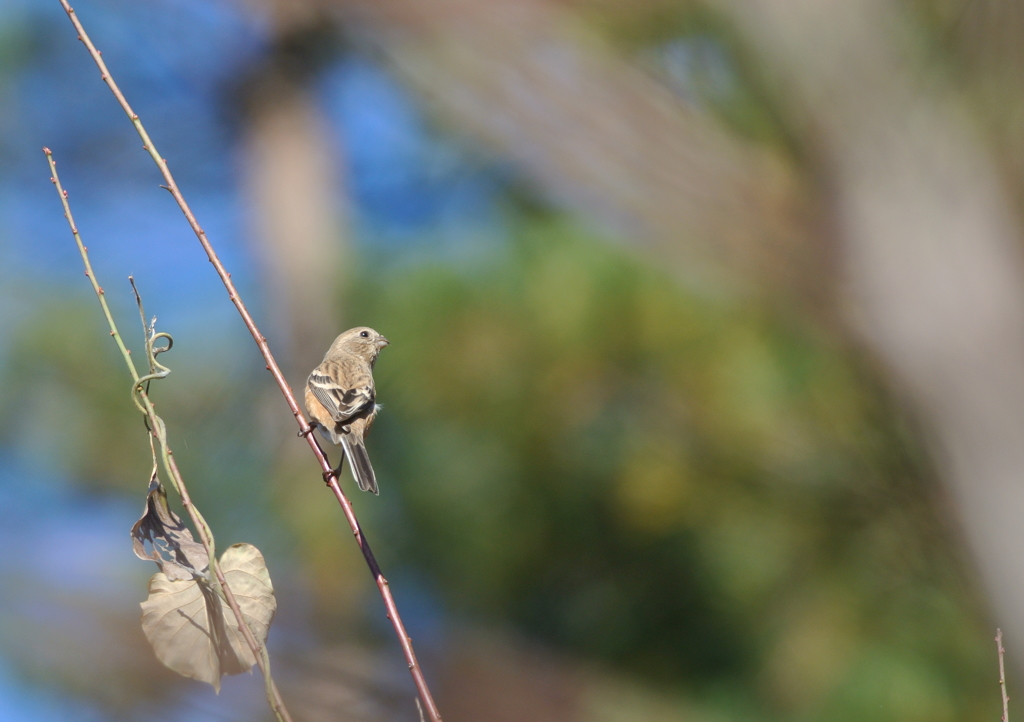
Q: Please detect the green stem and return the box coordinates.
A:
[45,148,293,722]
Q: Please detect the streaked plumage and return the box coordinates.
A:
[305,326,389,494]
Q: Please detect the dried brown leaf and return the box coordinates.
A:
[131,471,209,581]
[140,543,276,690]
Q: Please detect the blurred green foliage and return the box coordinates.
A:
[1,1,1013,719]
[0,216,996,720]
[355,216,992,719]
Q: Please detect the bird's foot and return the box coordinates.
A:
[299,420,319,438]
[322,462,344,485]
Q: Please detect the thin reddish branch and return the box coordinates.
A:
[57,3,442,720]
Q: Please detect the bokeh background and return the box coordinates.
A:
[2,0,1024,720]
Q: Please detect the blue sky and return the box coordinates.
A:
[0,1,507,718]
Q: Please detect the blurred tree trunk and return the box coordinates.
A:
[237,2,378,629]
[240,6,347,376]
[715,0,1024,660]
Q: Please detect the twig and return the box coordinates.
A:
[45,148,294,722]
[56,4,443,720]
[998,628,1010,722]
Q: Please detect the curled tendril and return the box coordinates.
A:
[128,276,175,416]
[131,329,174,414]
[133,366,171,414]
[152,332,173,356]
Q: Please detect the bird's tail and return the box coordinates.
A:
[340,435,379,495]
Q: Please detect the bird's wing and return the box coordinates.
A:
[307,371,374,424]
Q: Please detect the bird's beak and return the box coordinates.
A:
[376,337,390,348]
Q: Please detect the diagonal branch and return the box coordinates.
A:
[56,3,442,720]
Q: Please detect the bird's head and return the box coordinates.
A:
[326,326,390,364]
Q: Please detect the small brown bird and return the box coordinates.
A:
[305,327,389,494]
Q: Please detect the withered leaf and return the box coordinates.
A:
[132,471,209,581]
[140,543,276,691]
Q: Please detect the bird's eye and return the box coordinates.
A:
[360,331,369,338]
